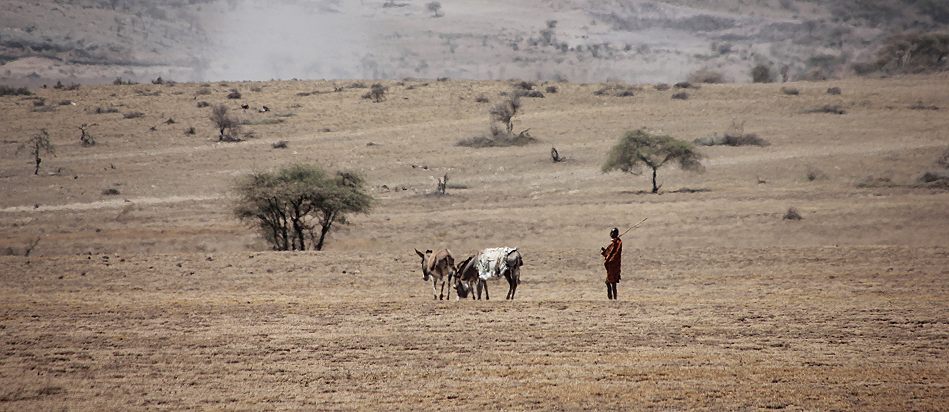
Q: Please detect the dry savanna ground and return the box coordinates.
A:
[1,75,948,410]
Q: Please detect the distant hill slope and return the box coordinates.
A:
[1,0,946,85]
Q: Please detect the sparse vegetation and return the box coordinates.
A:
[272,140,289,149]
[17,129,54,175]
[672,92,689,100]
[783,207,802,220]
[489,97,521,134]
[196,101,210,108]
[868,32,949,75]
[210,104,240,141]
[827,87,842,95]
[113,77,136,85]
[806,167,827,181]
[603,129,704,194]
[102,188,121,196]
[910,101,939,111]
[234,164,372,251]
[474,94,490,103]
[781,87,800,96]
[184,127,196,136]
[195,87,212,95]
[545,85,559,94]
[674,82,695,89]
[227,89,242,99]
[654,83,671,91]
[458,128,536,148]
[123,111,145,119]
[94,107,120,114]
[937,147,949,169]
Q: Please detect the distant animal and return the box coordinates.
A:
[415,248,456,300]
[259,105,270,112]
[240,103,250,111]
[454,247,523,300]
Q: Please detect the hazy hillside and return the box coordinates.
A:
[1,0,946,85]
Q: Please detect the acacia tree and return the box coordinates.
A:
[210,104,239,141]
[234,164,372,251]
[602,129,704,193]
[489,96,521,134]
[17,129,54,175]
[426,1,442,17]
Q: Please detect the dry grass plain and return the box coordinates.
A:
[1,74,948,410]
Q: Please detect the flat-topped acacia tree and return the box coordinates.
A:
[602,129,704,193]
[234,164,372,251]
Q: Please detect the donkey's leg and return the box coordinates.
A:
[483,281,490,301]
[432,278,438,300]
[438,277,446,300]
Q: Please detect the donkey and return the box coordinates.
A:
[415,248,456,300]
[454,248,523,300]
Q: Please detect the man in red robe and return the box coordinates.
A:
[600,227,622,300]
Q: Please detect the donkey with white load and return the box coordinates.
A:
[415,248,456,300]
[454,247,523,300]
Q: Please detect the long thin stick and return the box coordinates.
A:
[618,218,648,238]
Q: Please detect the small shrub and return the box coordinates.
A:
[806,167,827,181]
[545,85,559,93]
[805,105,846,115]
[672,92,689,100]
[827,87,842,95]
[688,68,726,84]
[0,85,31,96]
[113,77,136,85]
[102,188,121,196]
[917,171,949,189]
[474,94,490,103]
[272,140,289,149]
[94,107,119,114]
[195,87,212,95]
[751,64,775,83]
[654,83,670,91]
[349,81,368,89]
[123,111,145,119]
[210,104,240,141]
[32,98,46,107]
[674,82,695,89]
[184,127,196,135]
[58,100,73,106]
[856,176,896,188]
[250,86,263,92]
[226,89,242,99]
[241,118,285,126]
[781,87,800,95]
[783,207,802,220]
[694,120,768,147]
[196,101,210,108]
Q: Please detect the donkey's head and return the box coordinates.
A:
[415,248,433,281]
[502,249,523,282]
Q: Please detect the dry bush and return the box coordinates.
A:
[210,104,240,141]
[781,87,800,96]
[113,77,136,85]
[910,101,939,111]
[654,83,670,91]
[123,111,145,119]
[806,167,827,181]
[196,101,210,108]
[517,90,545,98]
[545,85,559,94]
[474,94,490,103]
[102,188,120,196]
[226,89,242,99]
[783,207,802,220]
[458,128,537,148]
[594,83,637,97]
[674,82,696,89]
[856,175,897,188]
[349,81,368,89]
[694,121,769,147]
[917,171,949,189]
[827,87,842,95]
[0,85,32,96]
[688,68,726,84]
[195,87,212,95]
[751,64,775,83]
[184,127,196,136]
[672,92,689,100]
[272,140,289,149]
[58,100,73,106]
[362,83,388,102]
[805,105,847,115]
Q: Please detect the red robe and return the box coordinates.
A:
[601,238,622,283]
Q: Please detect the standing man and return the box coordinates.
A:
[600,227,623,300]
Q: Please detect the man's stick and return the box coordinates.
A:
[618,218,648,238]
